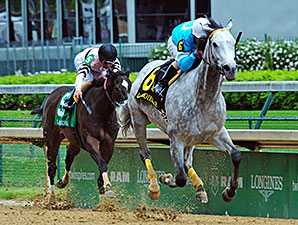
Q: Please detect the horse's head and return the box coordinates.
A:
[106,68,132,107]
[202,19,237,81]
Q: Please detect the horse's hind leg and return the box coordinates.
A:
[57,142,81,189]
[210,128,242,202]
[131,110,160,200]
[45,132,64,201]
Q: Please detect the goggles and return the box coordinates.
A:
[101,59,115,64]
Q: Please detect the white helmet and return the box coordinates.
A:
[192,18,211,38]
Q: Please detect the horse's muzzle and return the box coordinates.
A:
[223,64,237,81]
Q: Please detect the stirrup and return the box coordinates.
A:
[154,83,166,97]
[62,102,75,111]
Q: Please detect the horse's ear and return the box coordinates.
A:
[226,19,233,31]
[125,64,131,78]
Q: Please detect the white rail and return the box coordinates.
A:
[1,127,298,150]
[1,81,298,94]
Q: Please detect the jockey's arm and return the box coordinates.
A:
[176,51,198,72]
[75,63,90,98]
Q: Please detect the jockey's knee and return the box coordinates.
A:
[172,61,179,70]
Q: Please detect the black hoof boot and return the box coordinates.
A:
[56,179,67,189]
[222,187,236,202]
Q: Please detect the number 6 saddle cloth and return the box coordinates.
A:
[135,59,177,112]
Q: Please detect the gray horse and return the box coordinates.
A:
[118,20,241,203]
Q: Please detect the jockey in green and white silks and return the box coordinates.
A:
[63,43,121,110]
[74,44,121,99]
[154,17,211,97]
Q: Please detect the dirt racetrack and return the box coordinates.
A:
[0,200,297,225]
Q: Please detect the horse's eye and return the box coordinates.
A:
[213,42,218,48]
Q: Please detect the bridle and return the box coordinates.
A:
[104,77,121,108]
[80,74,121,118]
[198,28,242,75]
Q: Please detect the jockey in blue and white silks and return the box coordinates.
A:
[154,17,211,97]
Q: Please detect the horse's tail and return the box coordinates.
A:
[116,103,132,137]
[31,108,43,115]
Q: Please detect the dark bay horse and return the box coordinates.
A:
[118,19,241,203]
[32,69,131,201]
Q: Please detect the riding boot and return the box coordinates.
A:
[62,89,76,111]
[154,65,178,97]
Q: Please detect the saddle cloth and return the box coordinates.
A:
[54,90,77,127]
[135,60,174,111]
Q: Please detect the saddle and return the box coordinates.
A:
[135,59,178,112]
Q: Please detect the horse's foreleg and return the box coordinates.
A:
[57,170,70,189]
[188,168,208,203]
[101,172,114,197]
[210,128,242,202]
[166,136,187,187]
[183,146,208,203]
[87,135,115,198]
[222,147,241,202]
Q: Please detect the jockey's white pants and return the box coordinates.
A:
[167,36,178,60]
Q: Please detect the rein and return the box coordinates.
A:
[104,78,120,108]
[199,51,225,74]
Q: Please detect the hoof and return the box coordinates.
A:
[222,187,236,202]
[159,174,177,188]
[104,190,115,198]
[148,189,160,200]
[196,185,208,203]
[104,184,115,198]
[176,177,187,187]
[148,177,160,200]
[56,179,67,189]
[47,192,56,204]
[159,173,173,184]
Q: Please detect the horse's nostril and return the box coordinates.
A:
[223,65,230,72]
